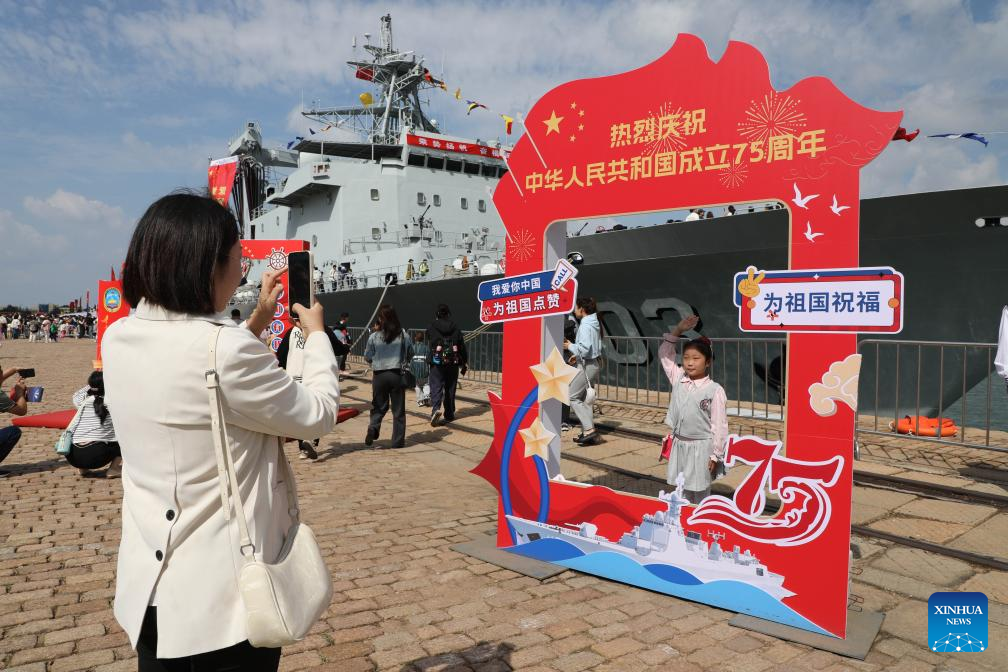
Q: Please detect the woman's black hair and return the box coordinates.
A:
[378,304,402,343]
[88,370,109,425]
[435,303,451,319]
[122,192,240,314]
[682,337,713,364]
[575,297,597,314]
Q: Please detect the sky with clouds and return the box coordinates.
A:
[1,0,1005,306]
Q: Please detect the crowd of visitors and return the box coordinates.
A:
[0,311,95,342]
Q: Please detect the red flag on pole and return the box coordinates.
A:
[892,126,920,142]
[208,156,240,207]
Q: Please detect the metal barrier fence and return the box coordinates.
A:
[857,339,1005,452]
[344,327,1005,452]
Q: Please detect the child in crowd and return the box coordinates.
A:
[658,315,728,504]
[410,332,431,406]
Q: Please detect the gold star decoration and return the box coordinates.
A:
[520,417,556,461]
[530,347,579,404]
[569,135,576,142]
[543,110,564,135]
[570,101,578,110]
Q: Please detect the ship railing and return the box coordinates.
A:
[324,255,503,293]
[856,339,1004,452]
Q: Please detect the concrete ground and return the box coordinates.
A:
[1,339,1006,671]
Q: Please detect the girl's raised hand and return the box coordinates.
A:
[676,315,699,334]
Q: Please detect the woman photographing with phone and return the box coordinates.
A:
[103,193,340,670]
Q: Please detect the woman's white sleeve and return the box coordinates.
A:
[219,330,340,440]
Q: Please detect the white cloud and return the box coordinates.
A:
[23,189,128,229]
[0,209,69,253]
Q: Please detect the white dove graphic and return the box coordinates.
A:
[792,183,819,209]
[804,221,824,242]
[830,195,850,216]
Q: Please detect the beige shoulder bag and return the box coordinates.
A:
[206,327,333,648]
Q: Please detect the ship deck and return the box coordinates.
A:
[1,338,1004,671]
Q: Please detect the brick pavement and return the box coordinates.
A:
[1,339,1006,671]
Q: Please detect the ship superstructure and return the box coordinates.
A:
[224,14,510,291]
[506,478,792,600]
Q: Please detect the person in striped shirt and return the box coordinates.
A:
[66,370,122,477]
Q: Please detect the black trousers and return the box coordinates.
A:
[137,607,280,671]
[369,370,406,444]
[429,365,459,420]
[67,441,121,470]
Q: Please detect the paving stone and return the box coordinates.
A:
[949,513,1008,558]
[867,515,973,544]
[959,571,1008,606]
[893,498,997,525]
[879,598,928,642]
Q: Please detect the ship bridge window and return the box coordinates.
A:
[407,153,426,167]
[417,192,426,206]
[446,158,463,173]
[497,167,509,179]
[481,164,497,178]
[461,197,468,210]
[427,156,444,170]
[464,162,480,175]
[370,188,380,201]
[433,194,441,207]
[478,199,486,213]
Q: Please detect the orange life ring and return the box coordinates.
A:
[893,415,958,437]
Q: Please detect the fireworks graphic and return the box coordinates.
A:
[508,228,537,262]
[737,93,807,146]
[719,160,749,189]
[644,101,689,156]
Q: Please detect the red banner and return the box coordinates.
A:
[96,279,130,368]
[208,156,240,207]
[406,134,502,159]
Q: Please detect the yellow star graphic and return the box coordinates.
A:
[569,135,576,142]
[520,417,556,461]
[570,102,577,110]
[543,110,564,135]
[578,124,584,131]
[530,347,579,403]
[578,109,585,117]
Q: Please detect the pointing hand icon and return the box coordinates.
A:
[738,266,765,299]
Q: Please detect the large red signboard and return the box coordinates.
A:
[471,35,900,638]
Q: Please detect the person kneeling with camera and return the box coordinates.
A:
[0,365,28,474]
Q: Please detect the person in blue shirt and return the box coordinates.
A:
[564,297,602,446]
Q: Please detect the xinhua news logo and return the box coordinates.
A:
[928,592,988,653]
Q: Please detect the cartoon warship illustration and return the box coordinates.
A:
[506,474,793,600]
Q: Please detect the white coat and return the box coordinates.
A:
[101,300,340,658]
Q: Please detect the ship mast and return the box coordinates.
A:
[303,14,442,145]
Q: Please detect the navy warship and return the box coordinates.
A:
[217,15,1008,417]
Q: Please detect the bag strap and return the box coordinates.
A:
[64,397,89,435]
[206,326,300,560]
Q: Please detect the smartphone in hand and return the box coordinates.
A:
[17,368,36,379]
[287,251,314,312]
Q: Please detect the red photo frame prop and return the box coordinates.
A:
[472,35,900,638]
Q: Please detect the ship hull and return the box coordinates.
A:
[506,515,792,601]
[319,185,1008,415]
